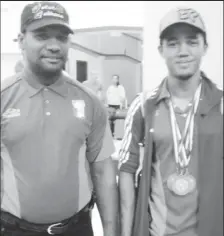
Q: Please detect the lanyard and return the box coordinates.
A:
[168,83,202,169]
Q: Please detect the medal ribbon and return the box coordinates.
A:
[168,83,202,170]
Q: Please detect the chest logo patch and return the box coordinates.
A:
[72,100,85,119]
[3,108,21,118]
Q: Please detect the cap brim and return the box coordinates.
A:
[26,18,74,34]
[160,22,205,38]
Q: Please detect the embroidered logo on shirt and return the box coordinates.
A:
[3,108,21,118]
[72,100,85,119]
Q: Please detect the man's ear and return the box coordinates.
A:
[202,43,208,57]
[158,45,164,58]
[68,34,72,47]
[18,33,25,51]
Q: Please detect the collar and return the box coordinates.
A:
[198,75,223,115]
[153,73,222,115]
[21,71,69,98]
[156,78,170,103]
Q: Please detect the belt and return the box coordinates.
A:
[1,199,94,235]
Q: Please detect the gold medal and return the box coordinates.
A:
[167,171,196,196]
[167,81,202,196]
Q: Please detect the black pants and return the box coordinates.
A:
[108,105,120,137]
[1,212,94,236]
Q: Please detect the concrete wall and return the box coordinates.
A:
[143,1,223,90]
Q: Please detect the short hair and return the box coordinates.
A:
[112,74,119,79]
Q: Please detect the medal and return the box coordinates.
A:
[167,82,202,196]
[167,171,196,196]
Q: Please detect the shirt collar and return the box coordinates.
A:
[156,78,170,103]
[155,73,222,115]
[21,71,69,98]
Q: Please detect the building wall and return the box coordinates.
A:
[72,32,142,61]
[102,59,142,104]
[143,1,223,90]
[67,48,142,104]
[67,48,103,82]
[1,53,22,81]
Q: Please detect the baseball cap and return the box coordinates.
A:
[20,1,73,34]
[159,7,206,38]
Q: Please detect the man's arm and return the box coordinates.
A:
[90,157,118,236]
[86,99,118,236]
[1,157,3,201]
[118,95,144,236]
[119,172,135,236]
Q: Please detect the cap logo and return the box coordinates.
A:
[55,5,64,14]
[32,3,65,20]
[42,11,64,19]
[41,5,56,11]
[32,3,42,14]
[178,8,199,23]
[33,10,64,20]
[34,10,44,20]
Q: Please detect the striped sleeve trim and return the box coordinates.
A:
[118,95,141,167]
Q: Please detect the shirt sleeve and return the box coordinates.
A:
[106,87,111,104]
[118,95,144,174]
[94,119,116,162]
[119,85,126,99]
[86,98,109,163]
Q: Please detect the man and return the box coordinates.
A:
[106,75,127,137]
[1,2,118,236]
[119,7,223,236]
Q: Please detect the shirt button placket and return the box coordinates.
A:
[43,88,51,117]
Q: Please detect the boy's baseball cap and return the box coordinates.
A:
[159,7,206,38]
[20,1,73,34]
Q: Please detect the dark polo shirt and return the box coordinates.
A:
[1,72,114,224]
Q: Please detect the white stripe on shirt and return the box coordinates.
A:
[119,96,141,166]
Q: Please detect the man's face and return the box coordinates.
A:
[20,25,70,75]
[112,75,119,85]
[159,24,207,80]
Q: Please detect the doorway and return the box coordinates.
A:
[76,60,88,83]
